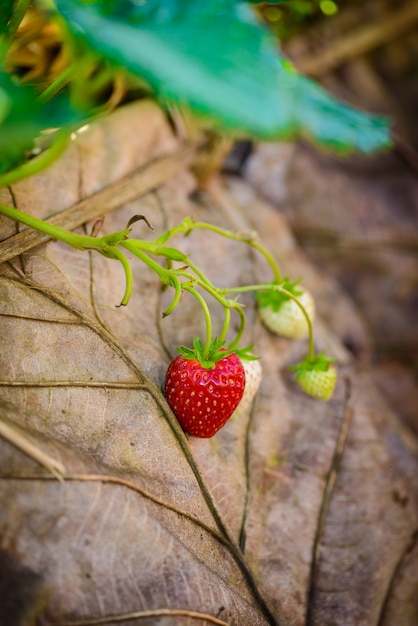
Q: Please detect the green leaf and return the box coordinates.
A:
[0,70,86,173]
[0,85,11,123]
[0,72,38,171]
[0,0,15,35]
[272,58,392,153]
[55,0,391,152]
[54,0,290,137]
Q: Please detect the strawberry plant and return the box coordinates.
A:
[0,0,394,429]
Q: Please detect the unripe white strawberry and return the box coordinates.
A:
[257,279,315,340]
[290,353,337,402]
[297,366,337,401]
[232,358,262,419]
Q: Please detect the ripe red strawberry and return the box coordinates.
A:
[232,357,262,419]
[257,279,315,340]
[165,338,246,438]
[289,353,337,401]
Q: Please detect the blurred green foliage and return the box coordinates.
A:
[0,0,390,177]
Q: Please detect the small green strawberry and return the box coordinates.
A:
[232,355,262,419]
[256,279,315,340]
[289,353,337,401]
[165,338,246,438]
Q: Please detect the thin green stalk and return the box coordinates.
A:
[248,238,282,283]
[283,288,315,360]
[121,243,231,354]
[0,199,251,356]
[37,66,74,104]
[172,221,282,283]
[119,241,172,286]
[107,247,133,307]
[218,306,230,344]
[176,269,232,310]
[228,305,246,350]
[175,270,249,351]
[162,273,182,317]
[221,283,315,359]
[0,201,106,250]
[186,258,216,289]
[120,241,187,317]
[127,239,244,348]
[0,131,71,188]
[154,217,194,244]
[183,286,212,360]
[0,0,31,63]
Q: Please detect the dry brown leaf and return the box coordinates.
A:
[0,102,417,626]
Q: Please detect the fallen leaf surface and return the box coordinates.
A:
[0,102,417,626]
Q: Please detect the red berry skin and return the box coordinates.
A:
[165,353,246,438]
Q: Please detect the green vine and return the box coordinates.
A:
[0,201,323,371]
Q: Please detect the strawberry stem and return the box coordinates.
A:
[0,200,105,249]
[120,241,172,286]
[183,286,213,360]
[228,306,246,351]
[186,259,217,289]
[218,307,231,344]
[163,219,283,283]
[162,274,183,317]
[107,247,133,307]
[0,201,297,359]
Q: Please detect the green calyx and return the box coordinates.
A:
[256,278,302,312]
[177,338,258,370]
[177,337,234,370]
[289,352,335,380]
[233,345,259,362]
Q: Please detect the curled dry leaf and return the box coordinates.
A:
[0,103,417,626]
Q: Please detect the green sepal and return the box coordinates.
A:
[256,278,302,312]
[177,336,235,369]
[289,352,335,380]
[233,345,260,361]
